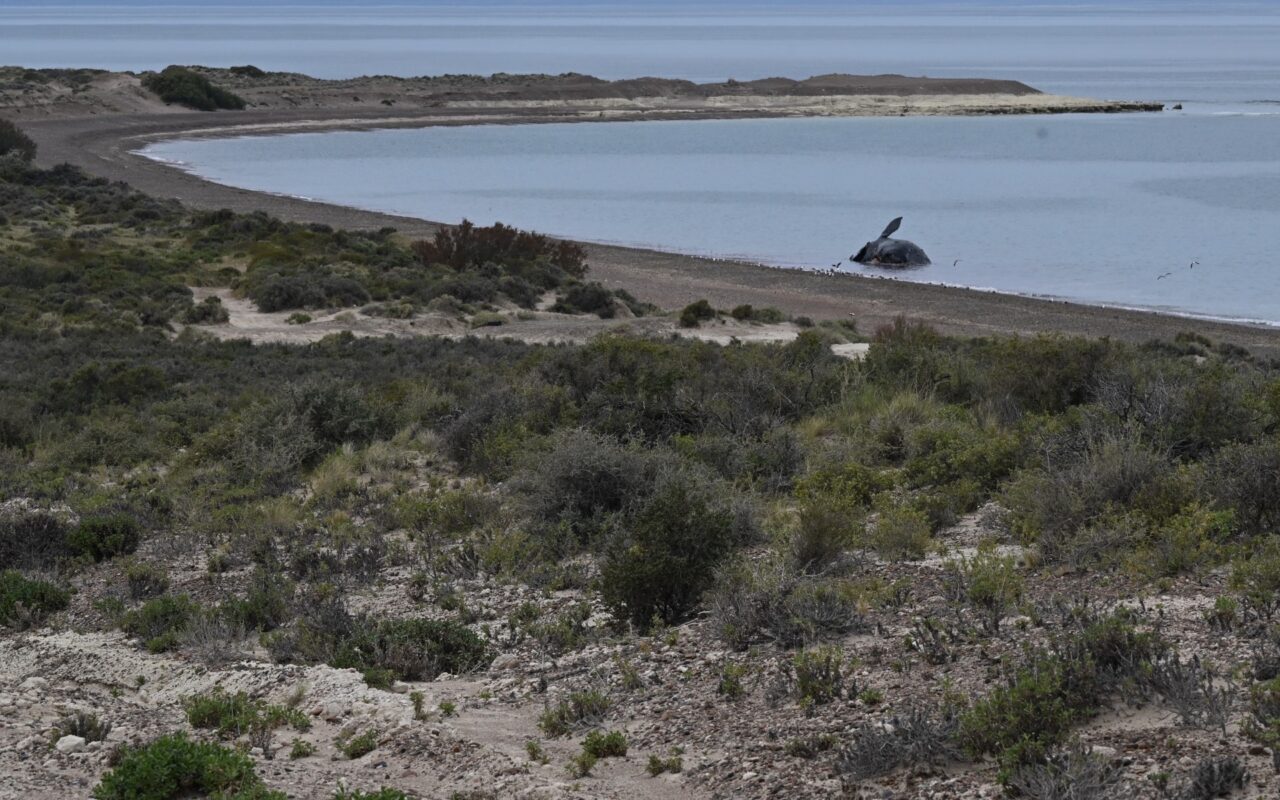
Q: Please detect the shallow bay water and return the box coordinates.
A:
[146,112,1280,323]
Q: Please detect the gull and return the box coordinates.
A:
[1190,260,1200,269]
[952,259,961,267]
[1157,272,1173,280]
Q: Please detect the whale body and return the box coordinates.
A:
[851,217,931,268]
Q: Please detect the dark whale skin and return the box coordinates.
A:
[851,238,931,267]
[850,217,931,267]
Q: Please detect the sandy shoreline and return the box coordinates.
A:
[18,100,1280,359]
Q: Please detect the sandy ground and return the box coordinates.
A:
[187,288,824,350]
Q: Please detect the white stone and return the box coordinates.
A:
[55,735,87,754]
[20,677,48,691]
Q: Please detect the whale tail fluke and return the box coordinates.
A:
[879,216,903,239]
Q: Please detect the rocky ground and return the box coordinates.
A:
[3,499,1277,799]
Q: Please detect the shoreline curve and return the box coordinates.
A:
[18,106,1280,359]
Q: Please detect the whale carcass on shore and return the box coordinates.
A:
[851,217,931,267]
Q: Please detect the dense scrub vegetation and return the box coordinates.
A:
[142,65,247,111]
[7,158,1280,795]
[0,158,641,338]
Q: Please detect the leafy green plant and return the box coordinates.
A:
[566,751,597,778]
[339,729,379,759]
[0,570,70,628]
[582,730,628,759]
[791,645,848,706]
[120,595,199,652]
[92,733,283,799]
[539,690,611,737]
[646,750,684,776]
[678,299,715,328]
[68,513,140,562]
[0,117,36,161]
[945,546,1024,633]
[183,687,310,739]
[142,66,246,111]
[288,738,315,760]
[332,789,413,800]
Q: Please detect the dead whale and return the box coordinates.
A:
[851,217,931,267]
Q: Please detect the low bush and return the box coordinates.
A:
[0,118,36,162]
[944,547,1024,633]
[552,282,615,317]
[54,711,113,744]
[124,561,170,599]
[120,594,199,652]
[332,790,413,800]
[330,617,491,682]
[92,733,283,799]
[836,706,957,781]
[1006,742,1123,800]
[142,66,246,111]
[539,690,611,737]
[600,467,748,627]
[581,729,628,758]
[866,505,933,561]
[412,219,587,277]
[339,729,379,759]
[182,296,230,324]
[68,513,141,562]
[183,687,310,740]
[0,570,70,628]
[790,645,849,706]
[678,299,715,328]
[0,512,71,570]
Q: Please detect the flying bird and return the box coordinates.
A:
[952,259,961,267]
[1190,260,1200,269]
[1157,272,1173,280]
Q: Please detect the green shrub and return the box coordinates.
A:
[289,738,315,760]
[944,547,1023,633]
[600,468,746,627]
[412,219,587,278]
[143,66,246,111]
[120,594,199,652]
[791,645,848,706]
[581,729,628,758]
[0,117,36,162]
[866,505,932,561]
[0,512,71,570]
[539,690,611,737]
[646,752,683,776]
[330,617,492,682]
[124,560,170,599]
[183,687,310,739]
[1244,676,1280,753]
[0,570,70,628]
[678,299,715,328]
[552,282,616,317]
[54,711,113,744]
[332,790,413,800]
[182,296,230,324]
[1231,540,1280,620]
[68,513,141,562]
[93,733,283,799]
[566,751,597,778]
[339,729,379,759]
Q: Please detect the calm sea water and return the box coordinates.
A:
[145,113,1280,323]
[6,4,1280,104]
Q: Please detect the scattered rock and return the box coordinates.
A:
[54,736,86,754]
